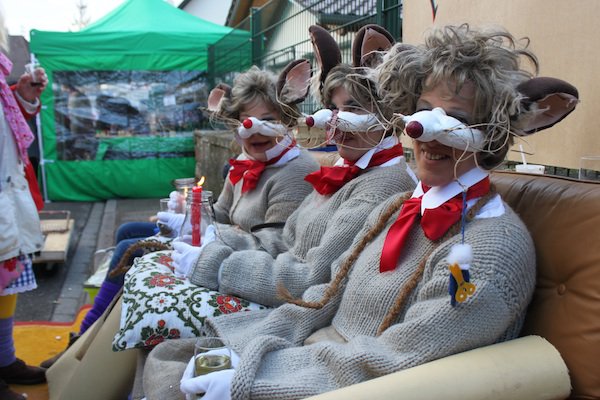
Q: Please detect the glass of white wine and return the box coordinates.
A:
[193,336,232,383]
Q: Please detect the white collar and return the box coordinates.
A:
[412,167,489,214]
[334,136,401,168]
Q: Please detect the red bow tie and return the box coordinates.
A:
[229,144,294,193]
[379,177,490,272]
[304,143,404,195]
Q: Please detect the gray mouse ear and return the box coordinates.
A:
[515,77,579,135]
[207,83,232,112]
[352,24,395,68]
[277,59,311,104]
[309,25,341,99]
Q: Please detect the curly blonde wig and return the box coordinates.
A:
[218,66,300,127]
[377,24,539,169]
[322,63,395,131]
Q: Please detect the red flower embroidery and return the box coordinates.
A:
[144,334,165,347]
[141,321,181,349]
[158,254,173,268]
[149,274,178,287]
[216,296,243,314]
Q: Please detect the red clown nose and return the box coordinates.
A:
[405,121,424,138]
[242,119,253,129]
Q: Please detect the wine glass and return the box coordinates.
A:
[156,198,175,236]
[194,337,232,377]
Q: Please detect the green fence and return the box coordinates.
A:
[208,0,401,113]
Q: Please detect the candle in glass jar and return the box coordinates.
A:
[191,185,202,246]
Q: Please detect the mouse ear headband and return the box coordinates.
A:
[207,83,232,112]
[352,24,396,68]
[514,76,579,135]
[276,59,312,105]
[309,25,342,104]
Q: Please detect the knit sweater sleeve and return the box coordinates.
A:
[215,178,406,307]
[227,212,536,399]
[188,152,318,289]
[212,178,234,224]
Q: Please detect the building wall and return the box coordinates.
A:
[181,0,232,26]
[7,35,30,84]
[402,0,599,170]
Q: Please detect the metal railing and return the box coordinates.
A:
[208,0,401,113]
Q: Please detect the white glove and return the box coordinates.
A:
[168,190,186,213]
[180,349,240,400]
[182,369,233,400]
[172,241,203,278]
[157,211,186,237]
[203,224,217,245]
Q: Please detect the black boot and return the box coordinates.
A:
[0,359,46,385]
[40,331,80,369]
[0,379,26,400]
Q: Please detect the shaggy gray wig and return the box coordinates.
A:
[377,24,539,169]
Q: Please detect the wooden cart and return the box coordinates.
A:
[33,210,74,267]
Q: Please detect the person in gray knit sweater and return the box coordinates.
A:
[182,25,417,307]
[162,63,320,278]
[187,63,417,306]
[142,24,580,400]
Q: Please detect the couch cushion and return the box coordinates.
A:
[491,171,600,399]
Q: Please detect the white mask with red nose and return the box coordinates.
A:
[401,107,485,152]
[237,117,289,139]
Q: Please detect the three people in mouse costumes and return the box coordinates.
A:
[143,24,578,400]
[141,24,417,400]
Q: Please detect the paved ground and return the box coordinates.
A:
[15,198,160,323]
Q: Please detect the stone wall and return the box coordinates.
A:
[193,130,239,199]
[193,126,332,199]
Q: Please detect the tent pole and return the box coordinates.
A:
[35,111,49,203]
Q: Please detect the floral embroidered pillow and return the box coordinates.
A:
[112,250,267,351]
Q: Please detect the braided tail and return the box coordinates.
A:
[108,240,171,278]
[277,192,413,308]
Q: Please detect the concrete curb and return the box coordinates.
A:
[51,202,105,322]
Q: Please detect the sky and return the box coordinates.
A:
[1,0,128,40]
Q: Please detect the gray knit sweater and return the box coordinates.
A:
[189,160,417,307]
[211,149,319,232]
[143,193,535,400]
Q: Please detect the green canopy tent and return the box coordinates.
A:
[30,0,250,201]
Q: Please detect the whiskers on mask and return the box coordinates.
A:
[306,109,384,145]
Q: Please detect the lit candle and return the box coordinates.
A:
[191,182,202,246]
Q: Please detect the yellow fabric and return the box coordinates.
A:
[7,305,91,400]
[13,305,90,366]
[0,294,17,318]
